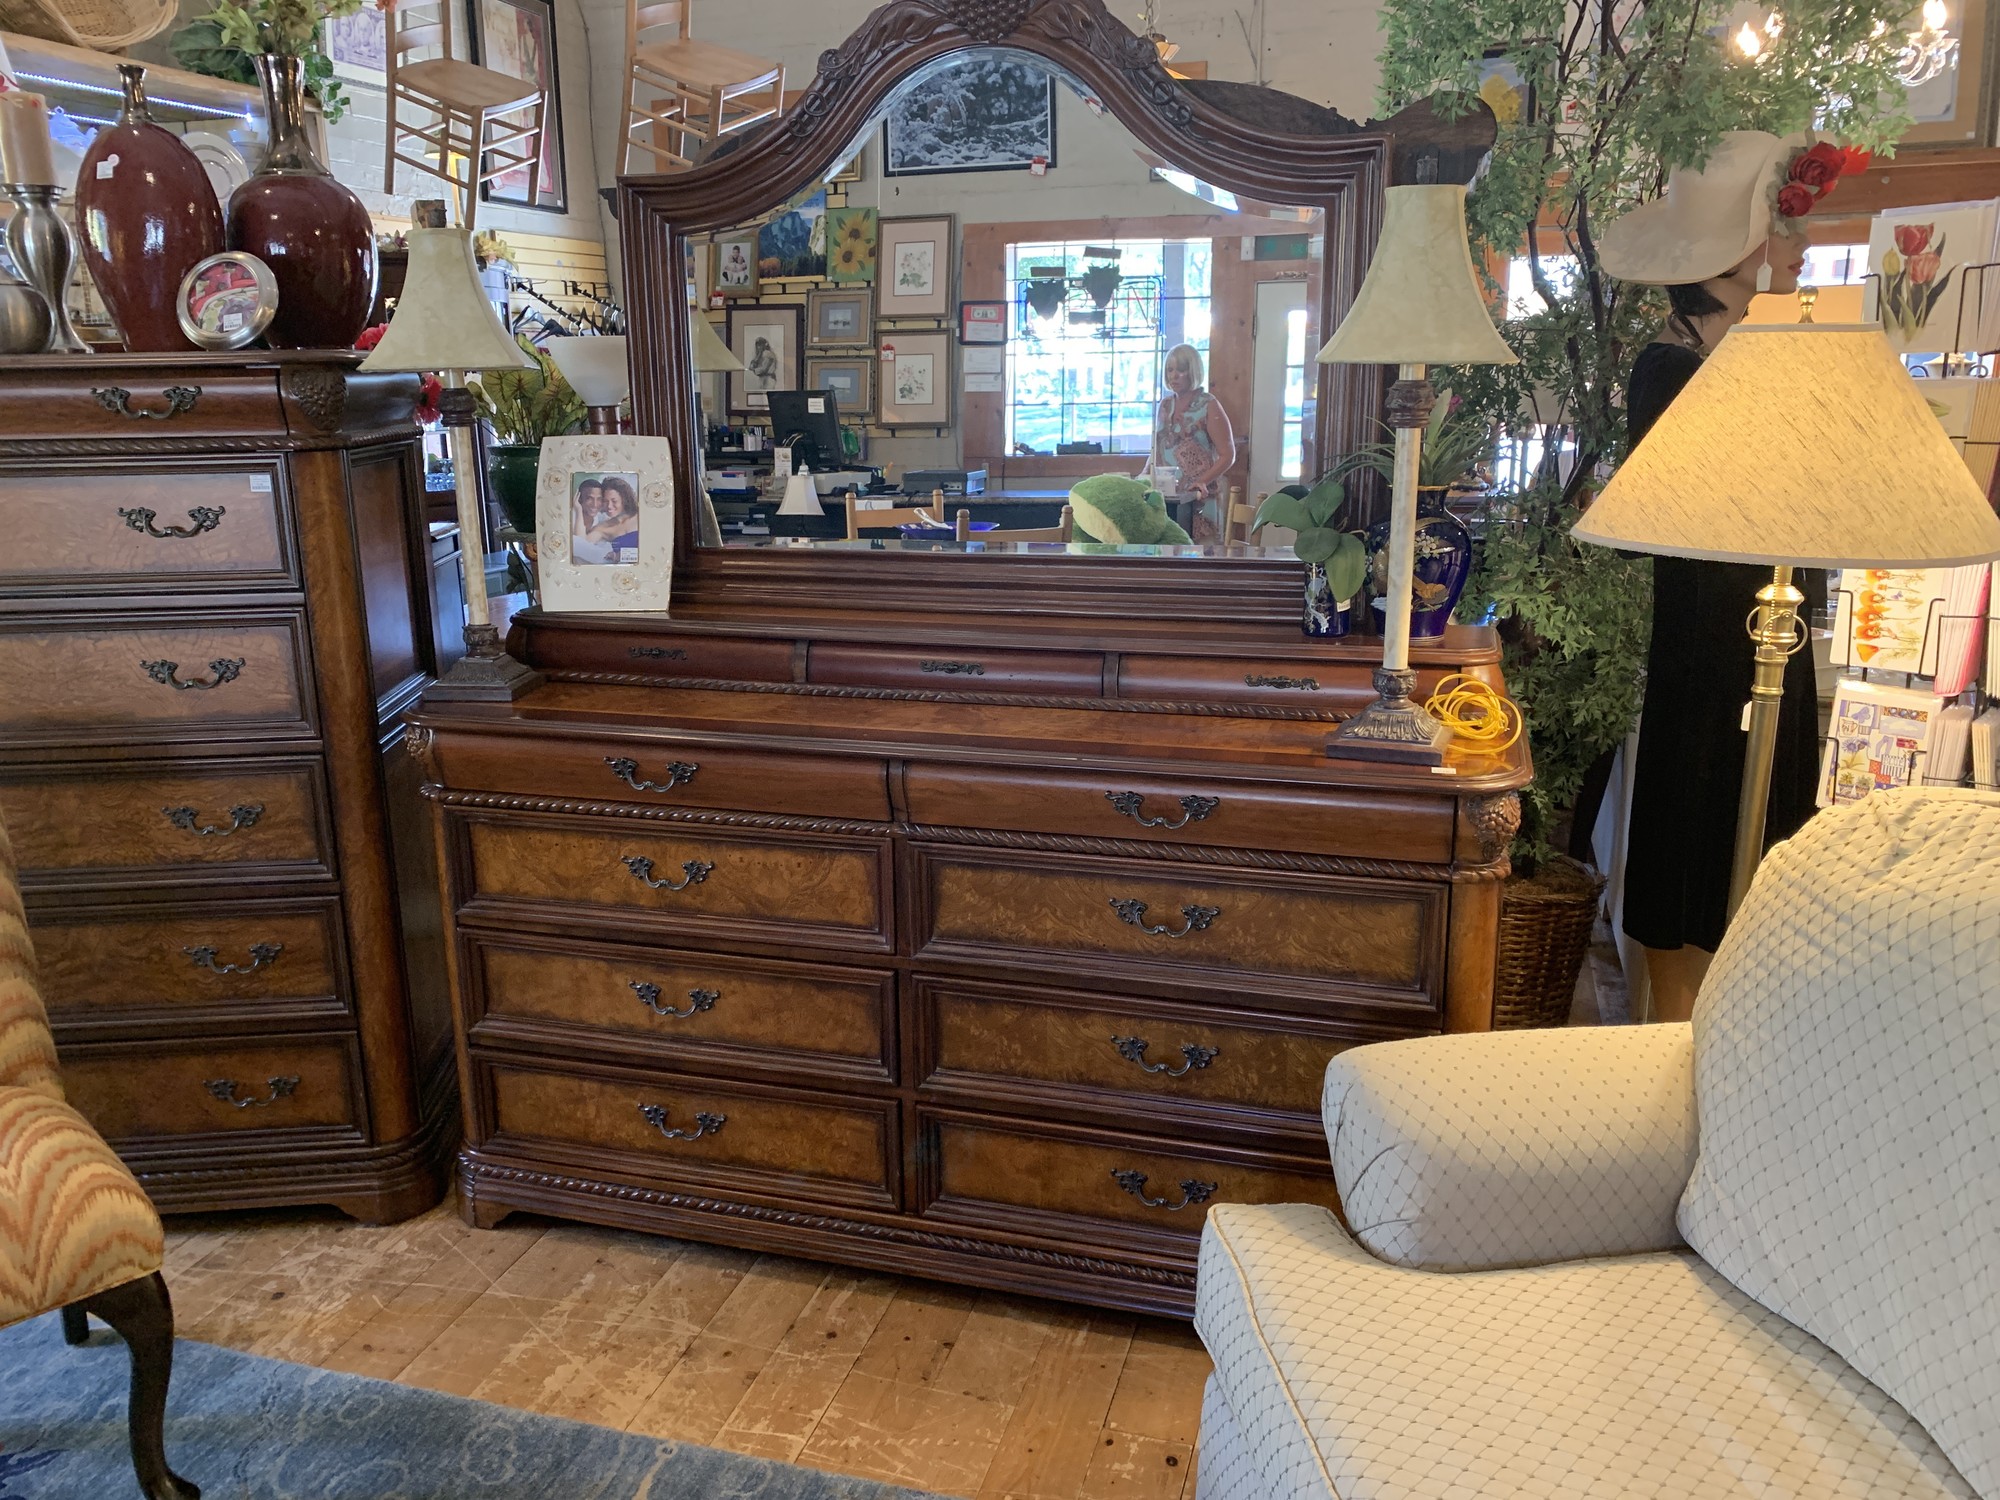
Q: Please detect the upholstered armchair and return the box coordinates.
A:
[1195,788,1996,1500]
[0,816,197,1499]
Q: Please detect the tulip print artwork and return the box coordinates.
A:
[1878,223,1954,340]
[1866,202,2000,354]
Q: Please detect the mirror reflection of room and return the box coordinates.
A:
[687,50,1325,553]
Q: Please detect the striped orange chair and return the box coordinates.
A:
[0,814,196,1499]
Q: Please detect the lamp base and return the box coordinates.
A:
[424,622,545,702]
[1325,667,1453,765]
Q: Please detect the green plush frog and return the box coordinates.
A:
[1067,474,1193,546]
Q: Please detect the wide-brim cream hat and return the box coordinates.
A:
[1598,131,1806,286]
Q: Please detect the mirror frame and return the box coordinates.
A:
[621,0,1401,627]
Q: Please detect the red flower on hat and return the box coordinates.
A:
[1895,223,1935,256]
[1791,141,1846,190]
[1776,183,1816,220]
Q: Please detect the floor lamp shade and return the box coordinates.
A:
[547,335,631,408]
[357,228,531,376]
[1316,185,1516,368]
[692,314,743,373]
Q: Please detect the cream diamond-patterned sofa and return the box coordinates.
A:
[1193,788,1996,1500]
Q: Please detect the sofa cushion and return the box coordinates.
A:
[0,817,60,1101]
[1195,1202,1974,1500]
[1681,789,2000,1498]
[0,1087,164,1329]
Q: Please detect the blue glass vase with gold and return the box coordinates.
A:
[1366,486,1474,638]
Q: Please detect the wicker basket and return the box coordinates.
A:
[0,0,178,52]
[1493,855,1607,1029]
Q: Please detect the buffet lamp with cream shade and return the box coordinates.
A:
[1317,176,1517,762]
[360,226,543,702]
[547,335,630,434]
[1575,320,2000,917]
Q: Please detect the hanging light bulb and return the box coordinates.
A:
[1898,0,1959,87]
[1736,21,1765,57]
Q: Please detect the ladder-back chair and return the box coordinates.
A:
[623,0,785,174]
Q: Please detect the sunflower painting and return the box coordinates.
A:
[827,207,879,285]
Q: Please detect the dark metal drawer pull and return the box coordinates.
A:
[631,981,720,1018]
[1105,791,1219,830]
[1111,1169,1217,1212]
[919,659,985,676]
[163,803,264,837]
[184,941,283,975]
[142,657,244,691]
[639,1103,726,1141]
[1244,673,1321,691]
[1112,1036,1220,1077]
[622,855,714,892]
[204,1075,298,1109]
[94,384,200,421]
[606,757,699,793]
[1109,898,1220,938]
[119,504,226,538]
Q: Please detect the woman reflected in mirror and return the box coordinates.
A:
[1154,343,1237,541]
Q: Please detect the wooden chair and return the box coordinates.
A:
[1226,491,1266,546]
[384,0,546,233]
[845,492,961,540]
[623,0,785,174]
[978,504,1075,543]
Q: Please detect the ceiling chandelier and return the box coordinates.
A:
[1735,2,1958,87]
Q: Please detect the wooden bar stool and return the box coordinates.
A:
[623,0,785,174]
[385,0,546,232]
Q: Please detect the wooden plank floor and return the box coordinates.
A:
[160,1201,1212,1499]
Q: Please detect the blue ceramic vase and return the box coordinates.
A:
[1367,487,1474,639]
[1302,563,1352,637]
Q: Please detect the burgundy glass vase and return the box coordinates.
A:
[228,54,377,350]
[76,65,224,353]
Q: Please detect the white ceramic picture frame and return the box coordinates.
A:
[535,435,675,613]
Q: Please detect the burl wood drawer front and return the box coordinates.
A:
[0,468,292,593]
[2,761,332,885]
[914,847,1443,1009]
[903,763,1452,862]
[468,938,893,1082]
[479,1059,897,1211]
[807,643,1101,697]
[0,613,313,744]
[461,817,892,950]
[1117,656,1458,712]
[60,1036,364,1143]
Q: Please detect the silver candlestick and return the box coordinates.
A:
[3,184,90,353]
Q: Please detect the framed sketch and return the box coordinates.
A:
[728,304,804,415]
[1901,0,1996,146]
[807,355,875,419]
[878,330,953,428]
[324,6,387,85]
[758,188,828,280]
[827,206,878,284]
[878,215,955,319]
[808,287,875,347]
[884,55,1056,175]
[535,435,674,613]
[959,299,1007,344]
[470,0,566,213]
[715,233,760,297]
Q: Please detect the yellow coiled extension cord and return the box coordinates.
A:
[1423,673,1524,753]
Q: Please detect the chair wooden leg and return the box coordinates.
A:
[76,1272,199,1500]
[463,111,481,234]
[526,97,544,209]
[383,91,397,197]
[61,1304,89,1345]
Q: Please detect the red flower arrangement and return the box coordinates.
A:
[1774,140,1871,226]
[353,323,443,425]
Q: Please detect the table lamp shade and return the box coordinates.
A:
[692,313,743,373]
[547,335,630,407]
[1317,185,1517,368]
[1576,323,2000,568]
[358,228,532,375]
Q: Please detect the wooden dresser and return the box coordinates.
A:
[409,609,1529,1314]
[0,353,458,1223]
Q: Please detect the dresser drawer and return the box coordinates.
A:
[476,1058,897,1212]
[1118,655,1458,711]
[518,627,797,683]
[467,936,893,1082]
[903,763,1453,862]
[807,643,1101,696]
[0,369,285,442]
[59,1035,364,1143]
[0,612,313,745]
[2,760,332,885]
[0,467,293,594]
[914,846,1444,1011]
[32,900,346,1033]
[459,815,893,951]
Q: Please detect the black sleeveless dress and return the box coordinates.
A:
[1621,342,1824,953]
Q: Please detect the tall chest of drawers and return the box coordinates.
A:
[0,354,458,1223]
[411,612,1530,1314]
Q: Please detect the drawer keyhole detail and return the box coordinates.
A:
[639,1103,727,1141]
[119,504,226,538]
[631,981,720,1018]
[1109,898,1220,939]
[1111,1169,1217,1212]
[163,803,264,837]
[622,855,715,892]
[1112,1036,1220,1078]
[1104,791,1220,830]
[606,757,699,793]
[184,941,284,975]
[142,657,244,691]
[204,1076,298,1109]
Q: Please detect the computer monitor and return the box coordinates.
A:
[765,389,845,470]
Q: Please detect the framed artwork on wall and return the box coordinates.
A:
[827,206,878,284]
[469,0,566,213]
[758,189,828,280]
[715,233,760,297]
[728,304,804,416]
[534,435,675,613]
[878,215,955,320]
[878,330,953,428]
[829,144,865,183]
[324,6,387,85]
[808,287,875,347]
[883,56,1056,175]
[807,355,875,419]
[959,299,1007,344]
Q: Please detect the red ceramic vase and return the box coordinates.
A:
[76,65,224,353]
[228,54,377,350]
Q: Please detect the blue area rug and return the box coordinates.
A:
[0,1313,936,1499]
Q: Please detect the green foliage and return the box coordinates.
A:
[1332,392,1494,491]
[172,0,362,122]
[1375,0,1914,866]
[1255,477,1368,596]
[469,337,586,446]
